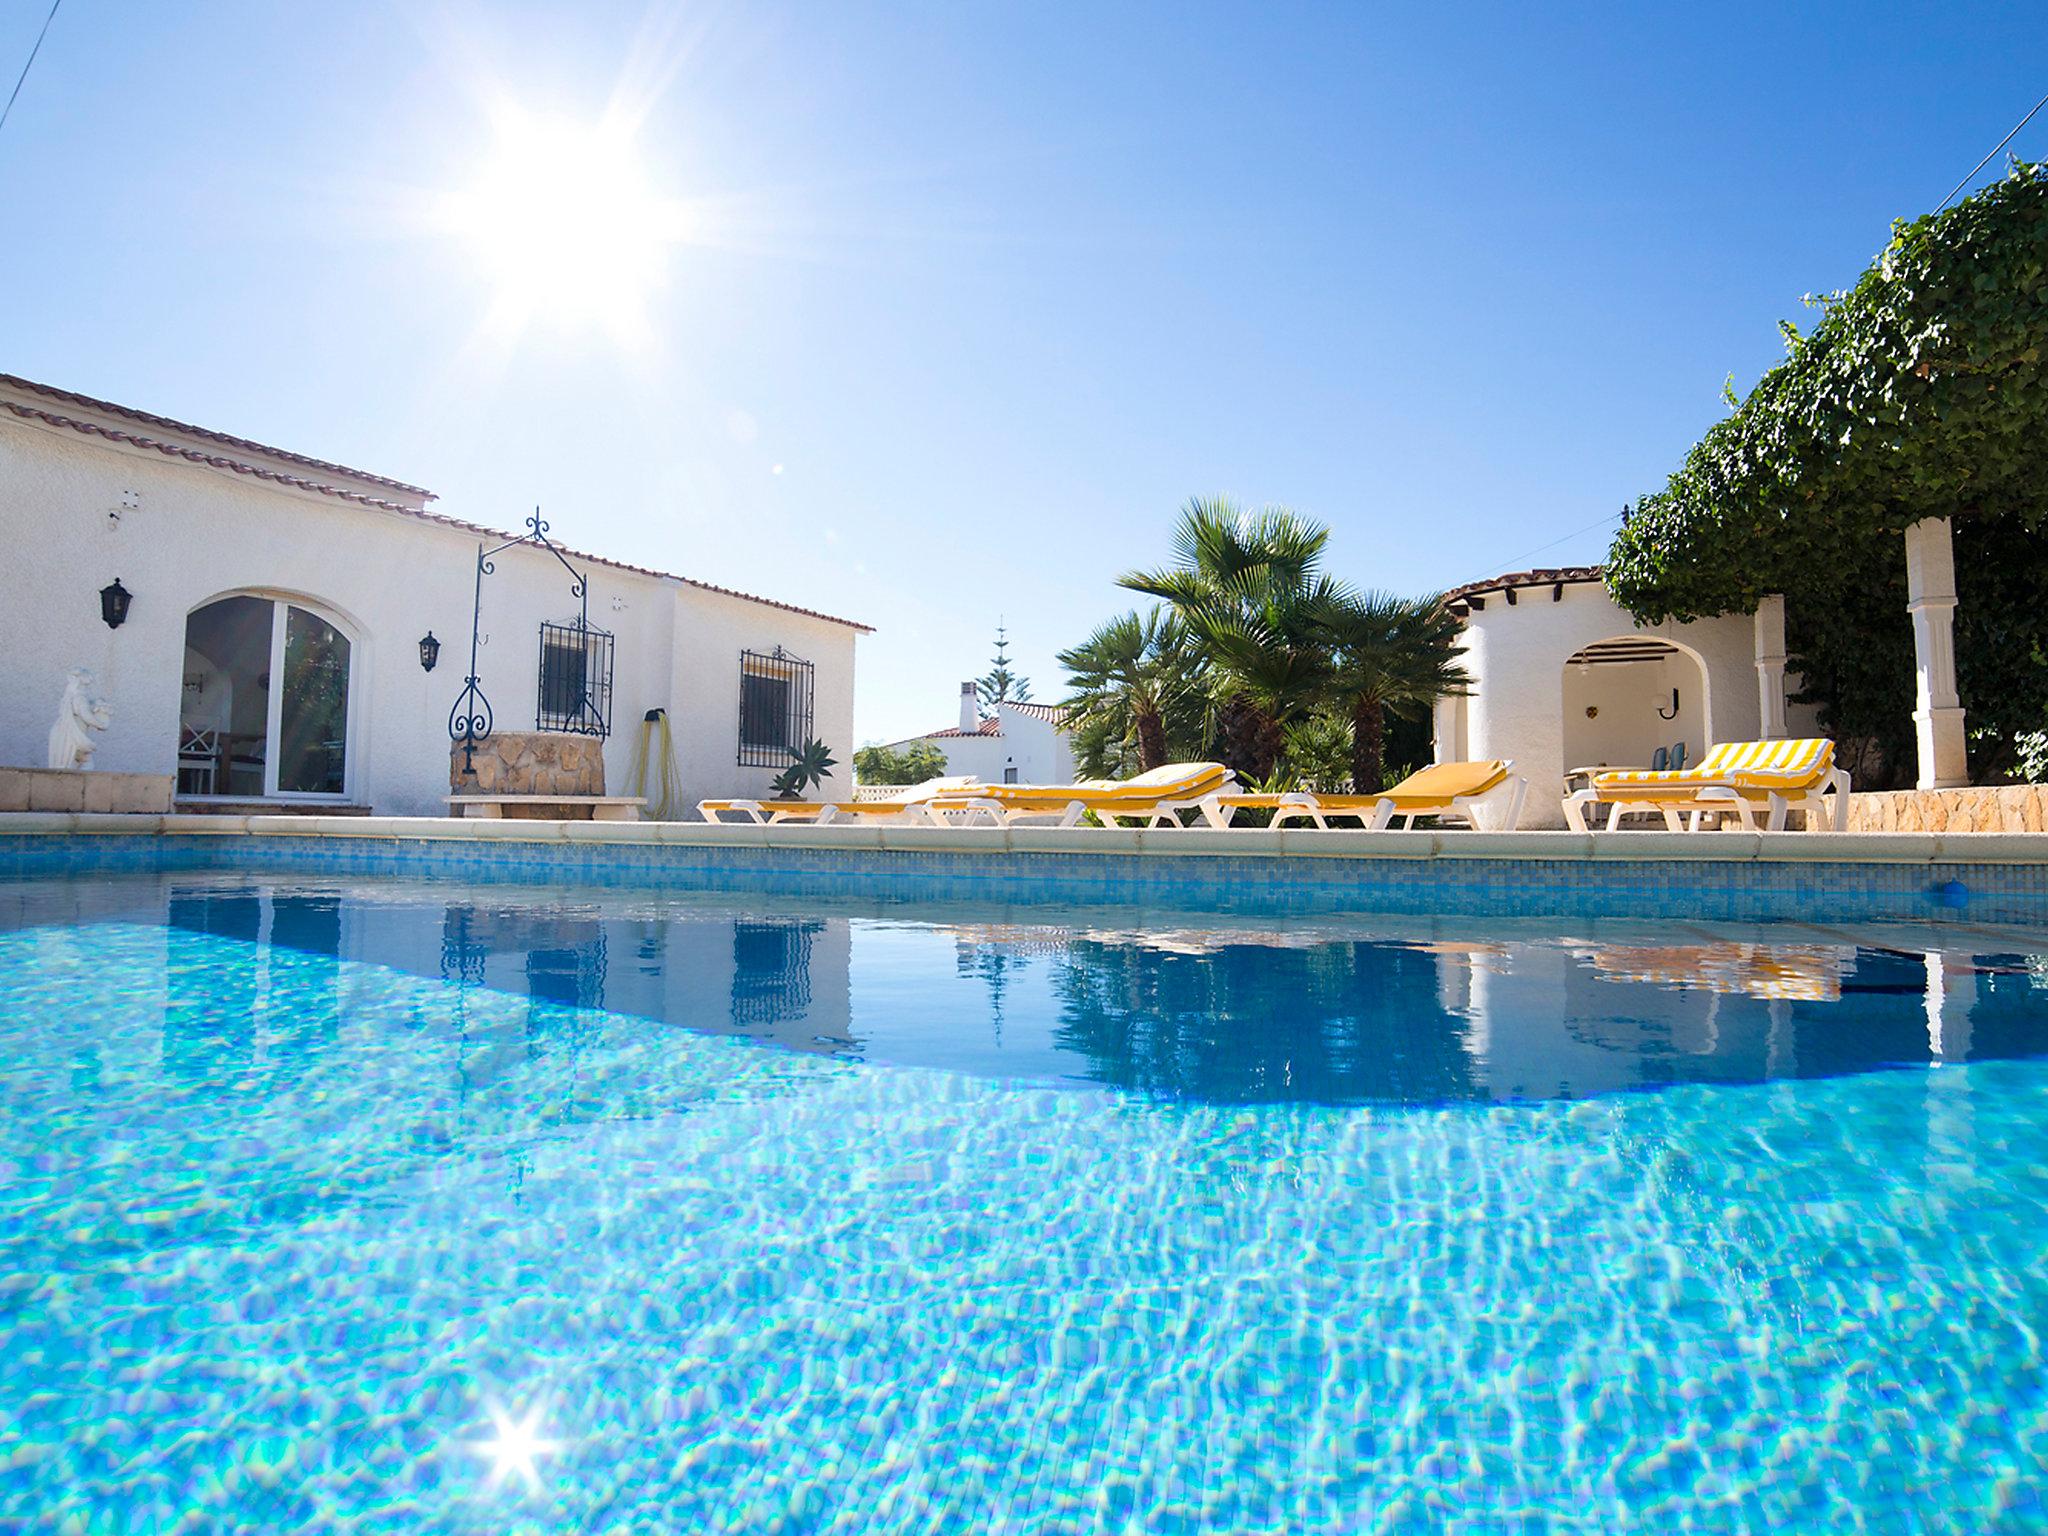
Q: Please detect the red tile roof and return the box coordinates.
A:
[0,373,432,496]
[1443,566,1605,603]
[919,718,1005,739]
[887,699,1070,746]
[1003,700,1070,725]
[0,373,873,633]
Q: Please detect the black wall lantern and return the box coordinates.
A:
[419,631,441,672]
[99,578,132,629]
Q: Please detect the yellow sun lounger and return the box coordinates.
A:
[698,776,981,825]
[1561,738,1850,832]
[1200,760,1527,831]
[920,762,1235,828]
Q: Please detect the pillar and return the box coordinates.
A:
[1753,592,1788,738]
[1903,518,1968,789]
[1432,693,1468,765]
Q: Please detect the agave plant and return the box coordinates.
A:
[770,737,838,800]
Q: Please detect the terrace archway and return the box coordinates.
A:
[1560,636,1708,777]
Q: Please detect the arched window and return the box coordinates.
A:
[179,595,356,800]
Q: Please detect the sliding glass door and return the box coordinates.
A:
[181,596,354,801]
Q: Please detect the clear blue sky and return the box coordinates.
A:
[2,2,2041,744]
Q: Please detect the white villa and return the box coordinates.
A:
[878,683,1075,786]
[0,373,868,817]
[1433,566,1825,828]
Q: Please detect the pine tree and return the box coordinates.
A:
[976,623,1032,710]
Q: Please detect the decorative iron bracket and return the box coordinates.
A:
[449,509,592,778]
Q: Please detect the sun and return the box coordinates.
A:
[443,105,686,345]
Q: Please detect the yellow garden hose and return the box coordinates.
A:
[626,707,684,820]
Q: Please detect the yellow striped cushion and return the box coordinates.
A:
[1596,739,1832,794]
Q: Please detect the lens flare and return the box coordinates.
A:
[442,105,687,346]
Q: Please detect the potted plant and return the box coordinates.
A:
[771,738,838,800]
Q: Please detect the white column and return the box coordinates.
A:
[1753,592,1788,738]
[1904,518,1968,789]
[1432,693,1468,765]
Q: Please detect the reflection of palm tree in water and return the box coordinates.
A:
[1050,938,1482,1105]
[957,941,1030,1045]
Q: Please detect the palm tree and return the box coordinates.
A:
[1058,608,1207,775]
[1311,590,1470,793]
[1119,497,1343,779]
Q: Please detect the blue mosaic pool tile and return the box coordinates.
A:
[2,832,2044,927]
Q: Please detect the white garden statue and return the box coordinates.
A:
[48,668,113,770]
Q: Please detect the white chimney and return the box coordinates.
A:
[959,681,980,733]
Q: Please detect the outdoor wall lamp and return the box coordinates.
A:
[99,578,132,629]
[419,631,441,672]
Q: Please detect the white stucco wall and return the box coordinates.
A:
[1559,655,1708,771]
[1445,580,1787,828]
[880,701,1075,785]
[666,590,860,809]
[1,398,862,816]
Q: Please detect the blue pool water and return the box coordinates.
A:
[3,869,2047,1532]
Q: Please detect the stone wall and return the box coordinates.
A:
[450,732,606,796]
[0,768,174,813]
[1846,783,2048,833]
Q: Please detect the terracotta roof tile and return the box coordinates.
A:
[1443,566,1605,604]
[0,373,873,633]
[0,373,432,495]
[921,718,1005,739]
[1002,700,1069,724]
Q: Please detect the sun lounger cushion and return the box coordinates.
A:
[1593,739,1834,796]
[1214,761,1510,813]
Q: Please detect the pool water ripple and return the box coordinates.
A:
[1,875,2046,1531]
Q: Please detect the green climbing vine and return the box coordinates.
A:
[1606,163,2048,785]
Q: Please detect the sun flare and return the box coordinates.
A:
[443,105,686,344]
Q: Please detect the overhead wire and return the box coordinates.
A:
[1935,90,2047,212]
[0,0,62,140]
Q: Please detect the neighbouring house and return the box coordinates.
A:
[0,373,868,816]
[878,683,1075,785]
[1433,566,1823,828]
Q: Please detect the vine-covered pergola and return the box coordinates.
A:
[1606,163,2048,789]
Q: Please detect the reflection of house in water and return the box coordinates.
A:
[1450,939,2045,1100]
[155,881,857,1084]
[431,903,851,1055]
[87,878,2048,1117]
[731,922,819,1030]
[1025,922,2048,1106]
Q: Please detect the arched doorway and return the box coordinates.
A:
[1561,637,1708,776]
[179,595,357,800]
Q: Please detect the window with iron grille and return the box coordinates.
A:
[730,921,817,1025]
[738,647,814,766]
[536,621,614,737]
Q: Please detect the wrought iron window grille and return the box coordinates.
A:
[537,619,614,737]
[737,646,815,767]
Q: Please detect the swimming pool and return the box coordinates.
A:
[4,865,2046,1531]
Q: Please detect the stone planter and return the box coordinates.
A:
[0,767,174,814]
[450,731,606,797]
[1845,783,2048,833]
